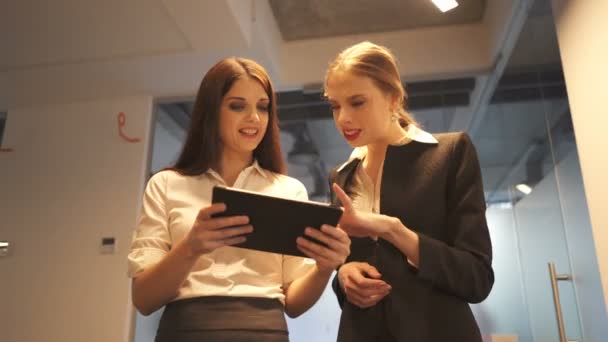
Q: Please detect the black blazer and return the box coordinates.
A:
[330,132,494,342]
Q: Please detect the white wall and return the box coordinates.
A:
[0,96,153,342]
[552,0,608,311]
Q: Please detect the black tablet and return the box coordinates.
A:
[211,186,343,257]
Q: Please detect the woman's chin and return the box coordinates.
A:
[237,138,262,150]
[346,140,367,148]
[241,144,261,154]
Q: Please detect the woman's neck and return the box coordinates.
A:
[216,150,254,187]
[363,123,407,181]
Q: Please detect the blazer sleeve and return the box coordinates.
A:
[332,273,346,308]
[416,132,494,303]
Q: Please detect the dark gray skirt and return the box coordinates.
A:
[155,296,289,342]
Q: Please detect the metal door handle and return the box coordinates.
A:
[548,262,573,342]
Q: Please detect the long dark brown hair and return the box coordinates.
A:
[171,57,286,175]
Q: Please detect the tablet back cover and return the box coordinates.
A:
[211,186,342,257]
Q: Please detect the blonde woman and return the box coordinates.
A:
[324,42,493,342]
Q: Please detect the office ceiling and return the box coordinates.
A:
[157,0,566,203]
[269,0,487,40]
[3,0,568,204]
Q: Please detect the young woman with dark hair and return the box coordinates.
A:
[128,57,350,342]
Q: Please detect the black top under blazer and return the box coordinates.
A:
[330,132,494,342]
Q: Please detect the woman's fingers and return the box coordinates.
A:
[349,275,391,295]
[302,226,350,253]
[199,234,248,253]
[296,243,331,263]
[301,227,334,249]
[332,183,354,212]
[343,275,390,308]
[205,215,250,230]
[187,204,251,255]
[297,227,350,259]
[351,283,391,298]
[296,234,348,272]
[195,204,249,231]
[302,227,330,245]
[344,286,385,308]
[218,234,248,247]
[190,225,252,254]
[331,184,372,237]
[296,236,333,259]
[360,263,382,279]
[296,244,327,265]
[351,270,391,292]
[320,225,350,243]
[196,203,227,220]
[344,287,390,308]
[348,293,386,309]
[339,262,391,297]
[344,288,369,307]
[216,224,253,238]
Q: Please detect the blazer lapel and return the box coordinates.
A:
[329,158,360,206]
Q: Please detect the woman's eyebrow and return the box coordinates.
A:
[225,96,246,101]
[347,94,365,101]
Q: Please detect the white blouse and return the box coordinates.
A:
[127,161,315,303]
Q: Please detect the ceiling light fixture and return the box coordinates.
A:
[0,241,9,257]
[431,0,459,12]
[515,183,533,195]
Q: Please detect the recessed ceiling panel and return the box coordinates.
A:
[269,0,487,41]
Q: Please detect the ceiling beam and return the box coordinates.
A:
[278,22,493,86]
[450,0,537,136]
[275,77,476,121]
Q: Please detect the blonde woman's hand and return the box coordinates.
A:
[296,225,351,274]
[332,183,391,238]
[338,262,391,308]
[183,203,253,256]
